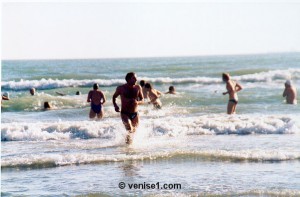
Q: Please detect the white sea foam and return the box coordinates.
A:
[2,148,299,169]
[154,189,300,197]
[1,114,298,142]
[2,69,299,90]
[236,68,300,83]
[1,78,124,91]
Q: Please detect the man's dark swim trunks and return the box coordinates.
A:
[121,111,138,120]
[91,103,102,114]
[229,99,238,104]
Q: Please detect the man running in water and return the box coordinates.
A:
[112,72,144,144]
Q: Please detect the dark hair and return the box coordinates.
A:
[76,91,81,95]
[125,72,135,82]
[144,83,152,89]
[222,73,230,81]
[30,88,36,95]
[44,102,51,109]
[169,86,175,91]
[93,83,99,90]
[140,80,145,87]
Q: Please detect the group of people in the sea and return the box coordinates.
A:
[87,73,175,144]
[85,72,297,144]
[29,87,52,110]
[1,72,297,144]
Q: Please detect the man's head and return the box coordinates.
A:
[30,88,36,95]
[3,92,9,99]
[125,72,137,85]
[93,83,99,90]
[222,73,230,82]
[140,80,145,87]
[169,86,175,92]
[44,101,51,109]
[144,83,152,90]
[285,80,292,87]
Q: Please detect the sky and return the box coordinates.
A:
[2,1,300,60]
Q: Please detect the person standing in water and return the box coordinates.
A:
[112,72,144,144]
[222,73,243,114]
[140,80,149,101]
[283,80,297,104]
[144,83,162,109]
[87,83,106,119]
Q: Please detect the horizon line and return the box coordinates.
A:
[2,51,300,61]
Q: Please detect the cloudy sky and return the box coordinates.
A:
[2,1,300,59]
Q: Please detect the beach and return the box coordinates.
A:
[1,52,300,196]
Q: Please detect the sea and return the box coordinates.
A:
[1,52,300,196]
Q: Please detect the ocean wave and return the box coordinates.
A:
[236,68,300,83]
[2,149,299,169]
[1,78,125,91]
[1,114,298,142]
[2,69,299,90]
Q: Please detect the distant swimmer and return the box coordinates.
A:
[2,92,9,100]
[112,72,144,144]
[2,92,10,106]
[140,80,149,100]
[222,73,243,114]
[56,92,66,96]
[30,88,36,96]
[145,83,162,109]
[87,83,106,119]
[283,80,297,104]
[56,91,81,96]
[44,101,52,110]
[165,86,176,94]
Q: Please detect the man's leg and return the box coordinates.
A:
[96,110,103,119]
[131,115,139,131]
[227,101,235,115]
[232,103,237,114]
[121,114,133,144]
[89,109,96,119]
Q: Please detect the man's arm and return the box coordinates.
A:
[101,91,106,104]
[223,82,231,95]
[283,88,287,97]
[156,89,162,96]
[137,85,144,105]
[144,91,149,100]
[112,87,121,112]
[235,82,243,92]
[87,91,91,102]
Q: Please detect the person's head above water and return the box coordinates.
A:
[44,101,51,109]
[222,73,230,82]
[144,83,153,90]
[285,80,292,87]
[140,80,146,87]
[169,86,175,92]
[30,88,36,95]
[93,83,99,90]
